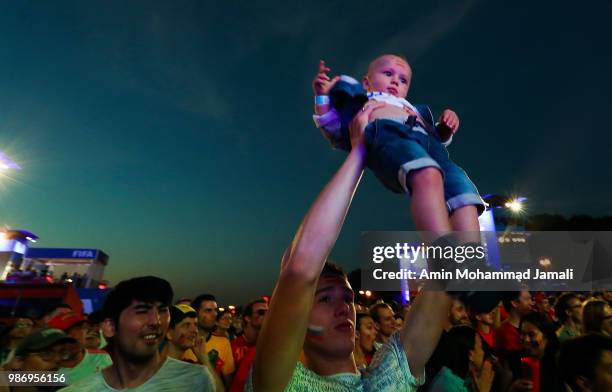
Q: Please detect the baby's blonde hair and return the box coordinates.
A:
[367,54,411,76]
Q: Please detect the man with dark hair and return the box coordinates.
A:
[369,302,395,347]
[559,333,612,392]
[228,298,268,392]
[192,293,234,386]
[191,294,218,339]
[231,298,267,367]
[60,276,214,391]
[444,298,471,331]
[555,292,583,342]
[495,289,533,369]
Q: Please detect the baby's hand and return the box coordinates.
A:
[313,60,340,96]
[439,109,460,134]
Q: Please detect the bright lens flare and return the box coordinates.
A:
[505,199,523,213]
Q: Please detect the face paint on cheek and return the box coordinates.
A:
[306,324,325,340]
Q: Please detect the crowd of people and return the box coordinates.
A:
[3,265,90,288]
[1,278,610,391]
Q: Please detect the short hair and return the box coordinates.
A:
[356,313,373,330]
[559,333,612,390]
[102,276,173,325]
[582,299,609,334]
[216,308,229,321]
[367,54,410,75]
[320,261,347,280]
[554,292,579,323]
[502,291,521,313]
[369,303,393,324]
[191,294,216,312]
[242,298,267,320]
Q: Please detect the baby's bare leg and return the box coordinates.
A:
[408,167,452,242]
[450,205,480,243]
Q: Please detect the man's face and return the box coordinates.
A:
[67,322,87,346]
[476,309,495,327]
[197,300,218,331]
[84,323,101,350]
[246,302,268,330]
[537,298,551,313]
[166,316,198,351]
[590,350,612,392]
[10,318,34,339]
[21,345,64,371]
[394,316,403,332]
[357,315,377,352]
[109,300,170,362]
[449,299,470,327]
[376,306,396,338]
[305,276,356,358]
[566,297,583,323]
[363,55,412,98]
[517,290,534,316]
[231,317,243,334]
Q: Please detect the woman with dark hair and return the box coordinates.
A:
[213,309,233,339]
[423,325,494,392]
[514,312,565,392]
[582,299,612,336]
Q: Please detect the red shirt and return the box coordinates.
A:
[229,346,256,392]
[495,320,522,357]
[478,327,496,349]
[231,334,256,368]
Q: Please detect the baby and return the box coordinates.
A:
[312,54,485,238]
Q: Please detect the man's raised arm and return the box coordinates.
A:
[252,103,383,392]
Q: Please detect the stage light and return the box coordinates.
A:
[539,258,552,268]
[505,199,523,213]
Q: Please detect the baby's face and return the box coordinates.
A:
[363,55,411,98]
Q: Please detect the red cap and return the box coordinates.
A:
[48,312,86,331]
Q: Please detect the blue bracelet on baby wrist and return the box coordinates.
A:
[314,95,330,105]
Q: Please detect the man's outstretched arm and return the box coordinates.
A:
[253,103,383,392]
